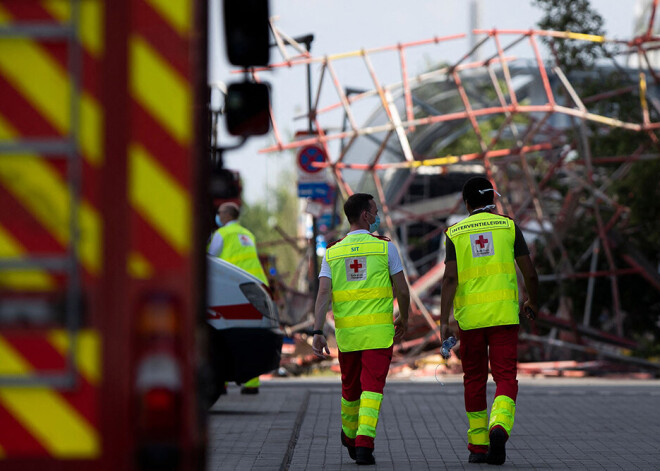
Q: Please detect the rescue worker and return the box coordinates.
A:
[440,177,538,465]
[312,193,410,466]
[208,202,269,394]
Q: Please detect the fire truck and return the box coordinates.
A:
[0,0,210,469]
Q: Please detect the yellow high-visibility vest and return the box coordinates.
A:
[214,223,269,286]
[446,212,519,330]
[326,233,394,352]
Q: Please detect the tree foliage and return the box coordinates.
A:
[534,0,606,70]
[533,0,660,355]
[239,168,301,285]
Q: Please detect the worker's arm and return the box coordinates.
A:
[516,254,539,318]
[207,231,223,256]
[440,260,458,340]
[392,271,410,341]
[312,276,332,358]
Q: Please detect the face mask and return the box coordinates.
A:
[368,213,380,233]
[215,214,223,227]
[471,204,496,213]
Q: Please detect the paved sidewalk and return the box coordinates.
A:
[207,377,660,470]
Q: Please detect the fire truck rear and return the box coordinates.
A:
[0,1,208,469]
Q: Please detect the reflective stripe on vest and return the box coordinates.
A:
[446,212,519,330]
[326,233,394,352]
[334,312,393,329]
[332,286,392,303]
[454,289,518,308]
[216,224,269,286]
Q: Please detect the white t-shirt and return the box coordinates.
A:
[207,220,238,256]
[319,230,404,278]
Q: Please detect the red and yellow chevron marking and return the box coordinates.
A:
[0,0,195,287]
[0,223,56,291]
[0,1,154,287]
[0,2,104,290]
[0,329,101,458]
[127,0,195,276]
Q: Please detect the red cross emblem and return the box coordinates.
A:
[475,235,489,248]
[349,259,363,273]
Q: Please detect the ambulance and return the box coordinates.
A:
[205,256,283,405]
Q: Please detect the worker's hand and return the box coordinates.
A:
[393,315,408,341]
[522,300,537,320]
[312,334,330,359]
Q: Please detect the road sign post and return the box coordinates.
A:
[297,144,329,198]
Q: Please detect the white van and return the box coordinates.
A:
[206,255,283,404]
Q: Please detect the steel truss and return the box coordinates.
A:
[251,7,660,370]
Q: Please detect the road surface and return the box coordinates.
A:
[207,376,660,470]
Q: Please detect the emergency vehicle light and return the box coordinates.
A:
[134,294,184,470]
[138,296,179,337]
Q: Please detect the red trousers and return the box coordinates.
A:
[338,346,393,449]
[459,324,519,453]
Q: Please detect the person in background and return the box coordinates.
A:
[312,193,410,466]
[209,202,269,394]
[209,202,269,286]
[440,177,538,465]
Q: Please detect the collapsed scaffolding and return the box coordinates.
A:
[247,9,660,375]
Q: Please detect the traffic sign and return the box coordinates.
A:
[311,184,335,205]
[297,144,326,179]
[316,209,340,234]
[298,181,330,198]
[298,145,325,173]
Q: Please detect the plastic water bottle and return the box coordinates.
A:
[441,336,456,359]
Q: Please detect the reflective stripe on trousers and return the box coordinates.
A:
[357,391,383,439]
[466,410,489,446]
[489,395,516,435]
[243,377,259,388]
[341,397,360,439]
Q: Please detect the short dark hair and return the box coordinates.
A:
[344,193,373,224]
[219,202,240,220]
[462,176,495,208]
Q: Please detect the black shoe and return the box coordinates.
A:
[240,387,259,395]
[486,428,507,465]
[340,431,356,460]
[469,452,487,463]
[356,447,375,466]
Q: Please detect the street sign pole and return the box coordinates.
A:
[300,35,318,297]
